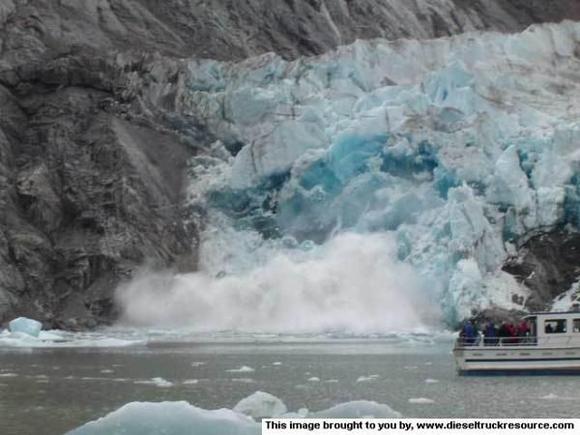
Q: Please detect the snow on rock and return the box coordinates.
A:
[233,391,288,419]
[8,317,42,337]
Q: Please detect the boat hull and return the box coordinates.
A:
[454,346,580,375]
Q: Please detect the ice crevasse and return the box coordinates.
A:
[119,21,580,329]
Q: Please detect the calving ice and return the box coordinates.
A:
[118,20,580,330]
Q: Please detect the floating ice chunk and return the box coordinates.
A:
[9,317,42,337]
[424,378,439,384]
[67,401,260,435]
[69,398,403,434]
[272,362,282,366]
[0,328,143,348]
[233,391,288,419]
[183,379,199,385]
[311,401,401,418]
[191,362,206,367]
[100,370,114,374]
[231,378,255,384]
[307,377,320,382]
[356,375,380,382]
[540,393,559,400]
[408,398,435,404]
[134,378,174,388]
[0,373,17,378]
[227,366,255,373]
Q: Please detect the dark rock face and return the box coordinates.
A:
[0,52,199,328]
[1,0,578,328]
[503,229,580,312]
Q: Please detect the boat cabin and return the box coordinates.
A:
[458,311,580,348]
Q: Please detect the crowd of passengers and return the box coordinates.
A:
[459,319,533,346]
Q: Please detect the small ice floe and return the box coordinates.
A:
[403,366,418,370]
[356,375,380,382]
[272,362,282,366]
[9,317,42,337]
[183,379,199,385]
[226,366,255,373]
[540,393,559,400]
[0,373,17,378]
[409,398,435,404]
[135,377,174,388]
[191,362,206,367]
[233,391,287,419]
[311,401,401,418]
[231,378,255,384]
[424,378,439,384]
[100,369,114,374]
[307,377,320,382]
[325,379,339,383]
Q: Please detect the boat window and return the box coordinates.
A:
[544,319,567,334]
[574,319,580,333]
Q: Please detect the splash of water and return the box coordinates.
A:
[116,232,440,333]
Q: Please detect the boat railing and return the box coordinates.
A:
[455,335,580,348]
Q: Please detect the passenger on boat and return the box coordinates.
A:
[460,320,476,345]
[498,321,509,343]
[497,322,517,345]
[484,321,498,346]
[517,319,530,343]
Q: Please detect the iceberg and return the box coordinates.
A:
[8,317,42,337]
[233,391,288,419]
[67,401,260,435]
[68,393,400,434]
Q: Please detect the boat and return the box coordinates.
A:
[454,311,580,375]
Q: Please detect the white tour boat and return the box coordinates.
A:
[454,311,580,375]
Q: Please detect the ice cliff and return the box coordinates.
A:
[148,20,580,327]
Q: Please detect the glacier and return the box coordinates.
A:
[117,21,580,329]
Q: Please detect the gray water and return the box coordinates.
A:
[1,336,580,434]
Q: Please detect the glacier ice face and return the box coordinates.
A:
[118,21,580,329]
[8,317,42,337]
